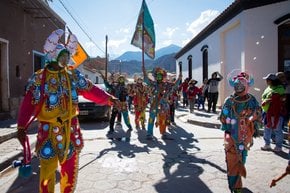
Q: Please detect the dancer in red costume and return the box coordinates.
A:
[130,77,149,130]
[17,29,118,193]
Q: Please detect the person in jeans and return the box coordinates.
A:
[207,71,223,113]
[179,78,189,107]
[186,79,201,113]
[197,78,208,110]
[261,73,285,152]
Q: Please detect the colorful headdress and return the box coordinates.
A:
[228,69,254,95]
[118,75,126,83]
[152,67,167,81]
[43,29,78,63]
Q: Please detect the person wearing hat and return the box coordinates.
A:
[220,72,262,193]
[179,77,190,107]
[142,66,182,139]
[261,73,285,152]
[130,77,149,130]
[102,74,133,135]
[16,29,119,193]
[186,79,201,113]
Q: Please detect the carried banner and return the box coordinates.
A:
[131,0,155,59]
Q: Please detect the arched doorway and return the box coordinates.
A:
[201,45,208,81]
[187,55,192,80]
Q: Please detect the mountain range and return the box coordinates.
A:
[109,44,181,75]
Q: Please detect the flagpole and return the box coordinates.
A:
[141,0,145,72]
[105,35,108,80]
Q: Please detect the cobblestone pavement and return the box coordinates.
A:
[0,108,289,193]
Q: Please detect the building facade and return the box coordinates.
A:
[78,57,107,84]
[175,0,290,106]
[0,0,65,118]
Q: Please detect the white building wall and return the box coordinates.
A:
[243,1,290,101]
[177,1,290,106]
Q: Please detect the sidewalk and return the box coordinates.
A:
[0,120,38,172]
[175,107,221,129]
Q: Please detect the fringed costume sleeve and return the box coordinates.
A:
[79,85,114,106]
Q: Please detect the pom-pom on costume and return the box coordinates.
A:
[220,71,262,193]
[17,29,116,193]
[142,67,181,139]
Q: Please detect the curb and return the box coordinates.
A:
[0,130,17,144]
[187,119,221,129]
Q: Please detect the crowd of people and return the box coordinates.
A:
[15,29,289,193]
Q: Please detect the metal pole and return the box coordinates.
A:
[105,35,108,80]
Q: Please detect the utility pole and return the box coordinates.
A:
[105,35,108,80]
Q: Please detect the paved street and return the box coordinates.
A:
[0,109,289,193]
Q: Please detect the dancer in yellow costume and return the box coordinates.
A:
[17,29,118,193]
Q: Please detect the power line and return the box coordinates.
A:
[57,0,105,55]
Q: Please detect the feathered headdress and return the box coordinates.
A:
[43,29,78,63]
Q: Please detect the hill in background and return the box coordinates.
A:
[109,44,181,76]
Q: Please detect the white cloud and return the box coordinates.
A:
[163,27,179,39]
[182,38,191,47]
[107,38,128,48]
[116,27,130,34]
[187,9,220,37]
[84,41,98,56]
[161,39,173,47]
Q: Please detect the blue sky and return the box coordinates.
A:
[48,0,234,59]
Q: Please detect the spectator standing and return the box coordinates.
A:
[186,79,201,113]
[197,78,208,110]
[276,71,290,127]
[179,78,189,107]
[260,73,285,152]
[207,71,223,113]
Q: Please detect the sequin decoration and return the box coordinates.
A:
[71,89,78,101]
[42,124,49,131]
[75,139,81,146]
[40,141,55,159]
[239,144,244,151]
[78,77,87,89]
[49,93,58,106]
[50,77,57,84]
[53,126,60,133]
[58,143,63,149]
[56,135,63,141]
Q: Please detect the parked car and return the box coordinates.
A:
[78,84,111,121]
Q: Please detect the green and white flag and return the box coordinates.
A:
[131,0,155,59]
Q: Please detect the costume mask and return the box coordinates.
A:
[228,70,254,97]
[156,73,163,82]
